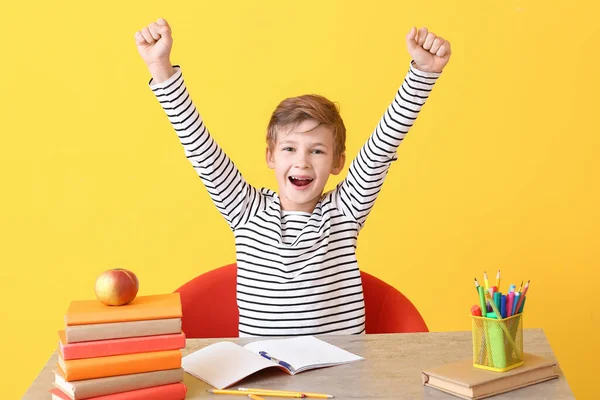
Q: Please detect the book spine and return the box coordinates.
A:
[64,293,182,326]
[61,333,186,360]
[54,368,184,399]
[60,350,182,381]
[65,318,181,343]
[51,383,186,400]
[101,383,187,400]
[50,389,70,400]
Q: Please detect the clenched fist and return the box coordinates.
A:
[406,27,451,73]
[135,18,175,83]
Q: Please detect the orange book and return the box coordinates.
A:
[58,349,182,381]
[65,293,182,326]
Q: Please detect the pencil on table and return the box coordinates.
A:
[248,395,266,400]
[238,387,334,399]
[207,389,305,398]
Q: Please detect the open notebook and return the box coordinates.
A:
[182,336,364,389]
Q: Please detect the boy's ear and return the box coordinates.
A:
[331,152,346,175]
[266,146,275,169]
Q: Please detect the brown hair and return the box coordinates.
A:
[266,94,346,160]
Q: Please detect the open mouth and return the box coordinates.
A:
[288,176,314,187]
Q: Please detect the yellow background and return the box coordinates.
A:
[2,1,598,398]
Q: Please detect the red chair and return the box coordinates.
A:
[174,263,428,338]
[175,263,239,338]
[360,271,428,334]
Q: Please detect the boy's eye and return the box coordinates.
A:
[282,147,294,152]
[312,149,325,154]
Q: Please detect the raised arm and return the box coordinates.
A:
[135,18,264,230]
[336,27,451,227]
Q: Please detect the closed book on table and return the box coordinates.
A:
[53,367,184,399]
[50,382,187,400]
[58,349,182,381]
[421,353,559,399]
[65,293,182,326]
[65,317,181,343]
[58,330,186,359]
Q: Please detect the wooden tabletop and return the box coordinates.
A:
[23,329,573,399]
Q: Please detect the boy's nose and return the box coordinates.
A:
[293,154,310,169]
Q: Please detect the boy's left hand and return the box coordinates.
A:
[406,27,451,73]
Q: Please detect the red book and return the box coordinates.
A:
[50,383,186,400]
[58,330,186,360]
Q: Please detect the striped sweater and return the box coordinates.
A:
[149,63,440,336]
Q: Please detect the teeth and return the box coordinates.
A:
[290,177,313,181]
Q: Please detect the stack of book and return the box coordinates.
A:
[49,293,188,400]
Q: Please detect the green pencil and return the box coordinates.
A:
[484,290,523,360]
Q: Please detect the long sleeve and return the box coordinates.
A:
[336,62,441,227]
[149,67,265,231]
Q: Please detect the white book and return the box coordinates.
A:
[65,318,182,343]
[182,336,364,389]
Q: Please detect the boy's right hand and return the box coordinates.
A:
[135,18,175,83]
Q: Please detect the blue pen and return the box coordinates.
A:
[512,293,520,316]
[500,295,507,319]
[259,351,295,373]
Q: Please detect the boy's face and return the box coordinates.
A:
[266,119,345,213]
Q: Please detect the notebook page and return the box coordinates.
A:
[182,341,278,389]
[243,336,363,373]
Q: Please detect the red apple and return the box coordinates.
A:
[94,268,139,306]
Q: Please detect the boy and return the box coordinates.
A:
[135,18,450,336]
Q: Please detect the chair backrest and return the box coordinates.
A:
[174,263,239,338]
[360,271,429,334]
[174,263,428,338]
